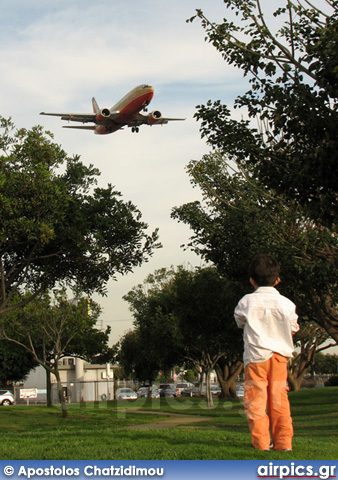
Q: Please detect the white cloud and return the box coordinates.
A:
[1,1,239,111]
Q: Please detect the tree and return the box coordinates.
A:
[123,266,243,406]
[171,267,242,406]
[189,1,338,227]
[0,117,159,315]
[172,153,338,343]
[184,2,338,341]
[215,354,243,399]
[117,330,161,387]
[0,290,112,417]
[0,339,38,386]
[315,352,338,374]
[121,268,185,386]
[288,322,336,391]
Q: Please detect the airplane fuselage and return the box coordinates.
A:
[94,84,154,134]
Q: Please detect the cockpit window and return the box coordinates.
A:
[142,84,152,89]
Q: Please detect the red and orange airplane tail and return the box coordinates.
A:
[92,97,100,114]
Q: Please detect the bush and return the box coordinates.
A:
[324,375,338,387]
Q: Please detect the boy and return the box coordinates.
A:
[234,254,299,451]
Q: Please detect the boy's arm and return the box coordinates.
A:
[234,301,246,329]
[290,309,300,334]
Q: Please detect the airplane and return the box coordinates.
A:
[40,84,185,135]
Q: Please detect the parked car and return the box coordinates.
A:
[115,388,137,400]
[183,385,202,397]
[180,387,195,397]
[211,385,222,396]
[181,385,221,397]
[0,390,14,406]
[175,382,193,396]
[159,383,171,390]
[192,385,205,397]
[236,385,245,397]
[159,384,177,397]
[158,383,173,394]
[137,386,160,399]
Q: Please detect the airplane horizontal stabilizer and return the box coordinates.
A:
[161,117,186,122]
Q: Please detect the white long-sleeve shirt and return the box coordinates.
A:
[234,286,299,367]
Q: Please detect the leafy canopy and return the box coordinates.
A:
[189,1,338,227]
[120,266,243,383]
[0,117,160,314]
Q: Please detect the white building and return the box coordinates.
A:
[19,358,115,404]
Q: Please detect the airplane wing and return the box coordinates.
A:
[130,112,186,128]
[40,112,97,123]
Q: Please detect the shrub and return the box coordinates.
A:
[324,375,338,387]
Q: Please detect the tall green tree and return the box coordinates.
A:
[174,1,338,343]
[189,1,338,227]
[0,118,159,315]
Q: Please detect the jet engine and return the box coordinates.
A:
[147,110,162,125]
[96,108,111,123]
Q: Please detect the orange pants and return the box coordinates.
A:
[244,353,293,451]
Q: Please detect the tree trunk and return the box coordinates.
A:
[205,369,213,407]
[54,366,67,418]
[198,370,204,395]
[287,372,303,392]
[215,358,243,399]
[46,368,52,408]
[186,352,223,406]
[287,340,317,391]
[217,377,232,398]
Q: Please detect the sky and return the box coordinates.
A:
[0,1,272,344]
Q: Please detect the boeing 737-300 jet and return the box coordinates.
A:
[40,84,185,135]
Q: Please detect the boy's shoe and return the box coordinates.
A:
[263,443,274,451]
[263,444,292,452]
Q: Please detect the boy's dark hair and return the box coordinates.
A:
[249,254,280,286]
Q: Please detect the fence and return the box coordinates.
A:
[14,379,140,405]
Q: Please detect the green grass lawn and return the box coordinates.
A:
[0,387,337,460]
